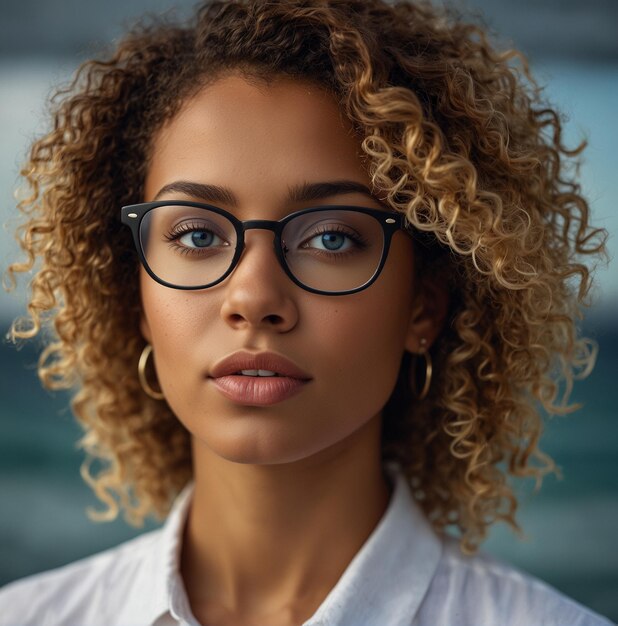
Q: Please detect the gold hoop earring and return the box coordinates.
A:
[410,338,433,400]
[138,344,165,400]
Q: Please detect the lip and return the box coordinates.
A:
[210,375,310,406]
[209,350,312,380]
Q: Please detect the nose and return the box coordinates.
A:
[219,228,299,332]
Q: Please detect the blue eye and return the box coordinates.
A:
[179,230,220,248]
[310,232,350,251]
[301,225,361,253]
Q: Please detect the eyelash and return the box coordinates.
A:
[163,221,222,239]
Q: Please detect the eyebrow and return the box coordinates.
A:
[151,179,386,207]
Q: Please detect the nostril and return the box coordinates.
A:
[265,314,284,324]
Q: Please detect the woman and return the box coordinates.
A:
[0,1,612,625]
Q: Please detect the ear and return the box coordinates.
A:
[404,273,449,353]
[140,312,152,344]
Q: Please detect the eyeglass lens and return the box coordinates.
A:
[139,205,385,292]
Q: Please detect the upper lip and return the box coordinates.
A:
[209,350,312,380]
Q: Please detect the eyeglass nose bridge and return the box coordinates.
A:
[237,218,286,243]
[241,219,284,231]
[235,218,287,246]
[231,219,289,276]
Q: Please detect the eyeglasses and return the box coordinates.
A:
[121,200,413,296]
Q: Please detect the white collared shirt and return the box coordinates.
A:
[0,462,613,626]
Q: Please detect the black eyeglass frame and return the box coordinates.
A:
[121,200,413,296]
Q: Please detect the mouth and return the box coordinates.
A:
[208,350,312,404]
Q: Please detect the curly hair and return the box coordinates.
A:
[3,0,607,556]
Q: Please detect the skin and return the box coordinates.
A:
[139,73,448,626]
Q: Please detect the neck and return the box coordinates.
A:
[180,416,393,622]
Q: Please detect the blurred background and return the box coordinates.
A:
[0,0,617,621]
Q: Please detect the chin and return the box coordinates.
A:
[192,424,333,467]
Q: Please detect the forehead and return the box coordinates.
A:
[144,74,370,204]
[160,72,354,136]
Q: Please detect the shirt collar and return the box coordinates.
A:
[304,461,443,626]
[119,479,196,626]
[127,461,443,626]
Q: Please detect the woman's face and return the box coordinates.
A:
[140,74,424,466]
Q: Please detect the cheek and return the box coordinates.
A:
[339,241,414,350]
[139,271,219,370]
[311,286,413,412]
[326,296,408,360]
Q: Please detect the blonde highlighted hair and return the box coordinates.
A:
[4,0,607,555]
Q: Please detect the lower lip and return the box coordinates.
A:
[209,375,311,406]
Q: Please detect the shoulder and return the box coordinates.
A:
[417,535,615,626]
[0,528,160,626]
